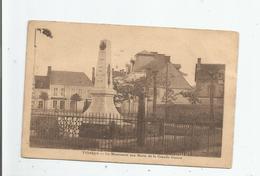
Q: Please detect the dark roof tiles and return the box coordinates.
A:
[195,64,225,81]
[34,76,50,89]
[49,71,93,86]
[156,63,192,89]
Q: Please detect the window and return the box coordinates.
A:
[53,88,58,96]
[148,88,153,97]
[218,73,224,79]
[86,90,91,98]
[157,89,160,97]
[53,100,57,109]
[218,86,224,97]
[71,88,75,95]
[70,101,76,111]
[218,79,224,85]
[61,88,65,96]
[38,101,43,109]
[60,100,65,110]
[208,84,215,97]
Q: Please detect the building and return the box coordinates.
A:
[195,58,225,105]
[132,51,192,103]
[121,51,192,114]
[32,66,93,111]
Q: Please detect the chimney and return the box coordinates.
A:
[197,58,201,64]
[174,64,181,70]
[130,58,135,71]
[92,67,95,85]
[165,56,170,63]
[47,66,52,76]
[197,58,202,70]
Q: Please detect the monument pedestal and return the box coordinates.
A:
[84,88,120,117]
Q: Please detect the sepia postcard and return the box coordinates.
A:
[22,21,239,168]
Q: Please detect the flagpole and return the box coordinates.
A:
[31,28,53,109]
[32,28,38,109]
[33,28,38,76]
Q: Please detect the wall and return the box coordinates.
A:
[32,84,92,111]
[197,81,224,98]
[31,88,50,109]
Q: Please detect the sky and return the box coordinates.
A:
[30,21,238,86]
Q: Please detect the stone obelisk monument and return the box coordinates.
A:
[85,40,120,117]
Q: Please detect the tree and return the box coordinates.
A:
[113,79,134,114]
[156,63,179,118]
[180,88,201,104]
[161,89,179,104]
[113,76,147,146]
[70,93,82,112]
[128,77,146,146]
[39,92,48,110]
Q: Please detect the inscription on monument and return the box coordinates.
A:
[96,50,107,88]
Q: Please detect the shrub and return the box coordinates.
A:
[79,122,136,139]
[33,116,60,139]
[79,123,111,139]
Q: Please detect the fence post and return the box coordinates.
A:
[212,119,216,154]
[183,123,186,156]
[110,120,116,142]
[137,93,145,147]
[191,122,195,156]
[207,124,210,155]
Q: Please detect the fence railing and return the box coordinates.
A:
[30,110,222,157]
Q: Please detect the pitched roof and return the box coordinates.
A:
[136,50,154,56]
[49,71,93,86]
[34,76,50,89]
[195,64,225,81]
[132,51,191,89]
[156,63,192,89]
[133,51,170,72]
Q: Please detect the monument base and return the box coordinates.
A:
[84,88,120,118]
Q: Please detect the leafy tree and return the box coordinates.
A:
[161,89,180,104]
[113,77,147,114]
[39,92,48,109]
[113,76,147,146]
[70,93,82,111]
[113,79,133,104]
[180,88,201,104]
[128,77,147,146]
[156,65,180,118]
[113,80,133,114]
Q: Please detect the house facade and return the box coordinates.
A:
[32,66,93,112]
[195,58,225,105]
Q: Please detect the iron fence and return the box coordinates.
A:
[30,110,222,157]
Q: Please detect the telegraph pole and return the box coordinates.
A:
[152,71,158,116]
[163,58,170,152]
